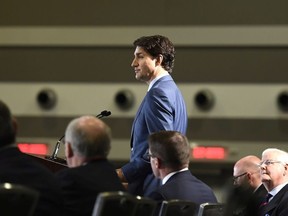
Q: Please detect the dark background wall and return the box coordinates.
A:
[1,0,288,26]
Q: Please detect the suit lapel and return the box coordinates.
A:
[130,75,173,148]
[264,184,288,215]
[130,94,147,148]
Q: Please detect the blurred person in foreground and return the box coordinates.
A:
[55,116,125,216]
[0,100,63,216]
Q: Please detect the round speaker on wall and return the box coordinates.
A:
[37,88,57,110]
[194,89,215,111]
[114,89,135,111]
[277,91,288,112]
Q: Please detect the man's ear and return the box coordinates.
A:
[155,157,163,169]
[247,172,253,180]
[155,54,163,66]
[65,142,74,158]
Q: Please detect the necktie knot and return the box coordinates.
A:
[259,193,273,208]
[265,193,273,203]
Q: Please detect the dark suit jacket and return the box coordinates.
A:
[248,184,267,215]
[0,147,63,216]
[261,184,288,216]
[121,75,188,196]
[229,184,267,216]
[55,159,125,216]
[149,170,218,204]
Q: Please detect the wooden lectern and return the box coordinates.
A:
[27,154,68,173]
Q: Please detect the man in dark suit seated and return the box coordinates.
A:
[0,100,63,216]
[55,115,125,216]
[258,148,288,216]
[147,130,217,204]
[225,155,267,216]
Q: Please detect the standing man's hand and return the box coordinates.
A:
[116,168,127,183]
[116,169,128,189]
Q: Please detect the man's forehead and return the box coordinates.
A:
[263,151,277,157]
[134,46,146,54]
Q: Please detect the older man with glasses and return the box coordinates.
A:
[259,148,288,216]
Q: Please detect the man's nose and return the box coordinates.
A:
[131,58,137,67]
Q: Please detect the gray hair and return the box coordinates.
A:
[65,116,111,158]
[262,148,288,164]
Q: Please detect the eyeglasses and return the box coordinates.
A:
[233,172,248,182]
[144,152,155,161]
[258,160,284,167]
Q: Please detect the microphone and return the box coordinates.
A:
[46,110,112,163]
[96,110,111,119]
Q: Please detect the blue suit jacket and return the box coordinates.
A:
[149,170,217,204]
[121,75,188,196]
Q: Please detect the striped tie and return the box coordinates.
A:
[260,193,273,207]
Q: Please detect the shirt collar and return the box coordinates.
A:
[162,167,189,185]
[147,71,169,92]
[269,182,288,200]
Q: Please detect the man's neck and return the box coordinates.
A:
[147,68,169,85]
[147,70,169,92]
[161,167,189,185]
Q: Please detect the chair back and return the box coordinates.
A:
[134,196,157,216]
[158,199,199,216]
[0,182,39,216]
[92,191,136,216]
[197,202,225,216]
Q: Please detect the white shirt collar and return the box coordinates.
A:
[147,72,169,92]
[162,167,189,185]
[269,182,288,201]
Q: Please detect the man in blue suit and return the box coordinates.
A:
[147,130,217,204]
[116,35,188,196]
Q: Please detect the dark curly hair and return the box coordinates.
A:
[133,35,175,73]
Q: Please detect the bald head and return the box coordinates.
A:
[65,116,111,159]
[234,156,261,174]
[233,155,262,189]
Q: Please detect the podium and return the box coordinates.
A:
[27,154,68,173]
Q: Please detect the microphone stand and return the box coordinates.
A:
[47,135,65,163]
[45,110,111,164]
